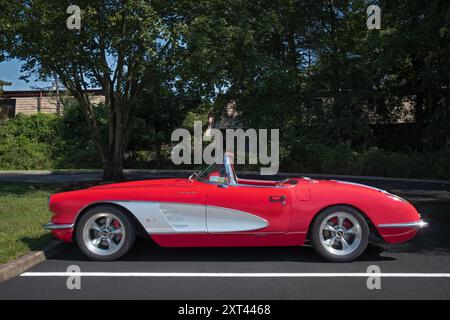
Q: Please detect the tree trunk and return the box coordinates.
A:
[103,113,126,182]
[102,99,129,181]
[414,93,425,151]
[102,152,126,181]
[154,142,162,168]
[58,68,136,183]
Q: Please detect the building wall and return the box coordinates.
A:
[14,97,45,115]
[14,95,105,115]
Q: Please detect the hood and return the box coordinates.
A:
[88,178,189,190]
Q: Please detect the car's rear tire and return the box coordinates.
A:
[75,205,136,261]
[311,205,369,262]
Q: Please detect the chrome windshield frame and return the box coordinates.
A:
[224,152,237,186]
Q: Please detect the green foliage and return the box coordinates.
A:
[56,102,104,168]
[127,75,204,167]
[0,135,51,169]
[0,111,100,170]
[3,0,191,179]
[356,148,450,180]
[281,143,450,180]
[181,109,210,129]
[0,112,449,179]
[179,0,450,151]
[1,0,449,179]
[320,144,358,175]
[0,114,56,169]
[1,113,60,145]
[0,80,11,93]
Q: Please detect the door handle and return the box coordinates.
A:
[269,195,286,203]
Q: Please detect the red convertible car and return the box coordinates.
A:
[45,153,427,262]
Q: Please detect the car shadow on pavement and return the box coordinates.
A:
[19,234,53,253]
[51,238,395,263]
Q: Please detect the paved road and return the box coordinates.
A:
[0,176,449,299]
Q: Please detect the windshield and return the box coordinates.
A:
[197,162,229,184]
[195,152,237,185]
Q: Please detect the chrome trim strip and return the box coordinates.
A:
[378,220,428,228]
[44,223,74,230]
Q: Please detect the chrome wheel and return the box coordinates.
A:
[319,212,362,256]
[82,213,126,256]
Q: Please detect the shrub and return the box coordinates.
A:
[320,143,357,175]
[0,111,100,169]
[282,141,449,180]
[0,135,52,169]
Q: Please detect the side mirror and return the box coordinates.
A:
[217,184,228,188]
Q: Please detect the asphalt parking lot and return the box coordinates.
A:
[1,174,449,299]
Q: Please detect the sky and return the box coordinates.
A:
[0,59,53,90]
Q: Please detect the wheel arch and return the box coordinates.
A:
[73,202,148,241]
[306,203,381,241]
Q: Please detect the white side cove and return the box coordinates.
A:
[112,201,268,234]
[206,206,269,233]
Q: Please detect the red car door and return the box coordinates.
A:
[205,184,291,234]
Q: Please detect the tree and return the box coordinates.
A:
[178,0,450,153]
[0,80,11,93]
[176,0,314,147]
[4,0,183,180]
[363,0,450,150]
[129,65,203,167]
[176,0,371,155]
[0,0,13,96]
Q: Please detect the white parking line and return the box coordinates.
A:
[20,272,450,278]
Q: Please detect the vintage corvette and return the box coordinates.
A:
[45,152,427,262]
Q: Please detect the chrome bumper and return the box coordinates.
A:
[378,219,428,229]
[44,223,74,230]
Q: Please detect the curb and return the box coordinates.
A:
[0,240,64,284]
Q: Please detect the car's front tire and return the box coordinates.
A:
[75,205,136,261]
[311,206,369,262]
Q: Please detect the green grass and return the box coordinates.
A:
[0,183,61,264]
